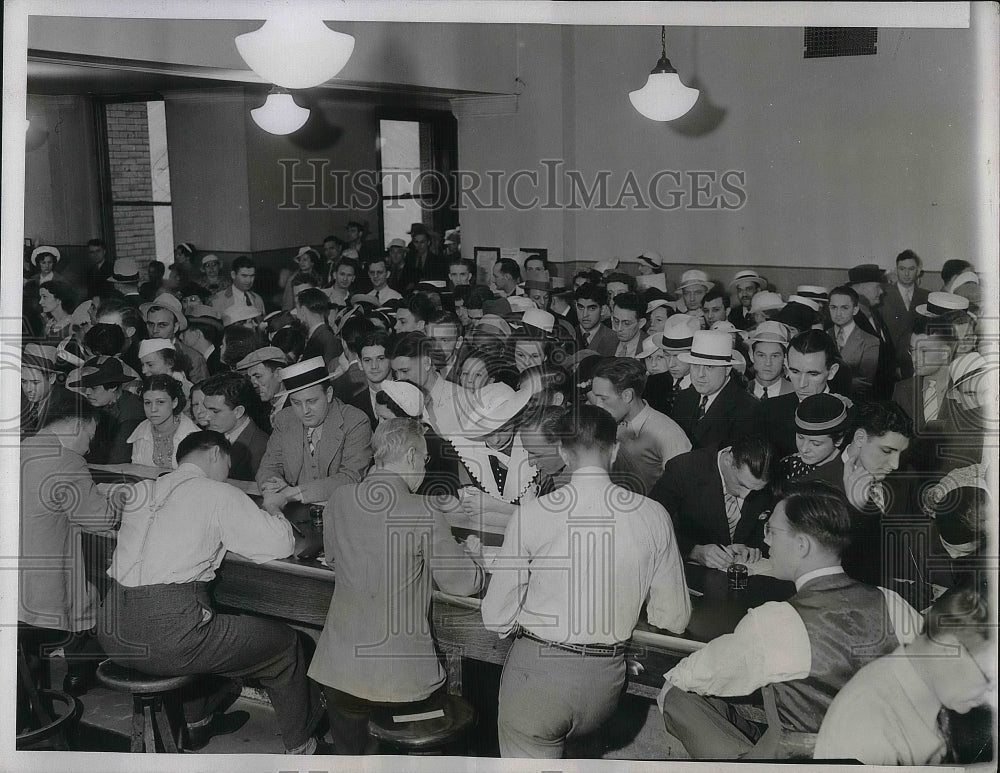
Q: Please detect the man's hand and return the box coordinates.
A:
[729,544,761,564]
[260,477,288,495]
[261,490,289,516]
[689,543,736,571]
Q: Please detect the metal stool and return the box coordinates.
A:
[367,693,476,755]
[96,660,197,752]
[16,643,81,750]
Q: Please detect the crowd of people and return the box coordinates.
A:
[17,229,995,761]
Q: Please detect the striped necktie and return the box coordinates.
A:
[868,481,887,513]
[923,379,940,422]
[306,427,317,457]
[836,327,847,349]
[697,394,709,420]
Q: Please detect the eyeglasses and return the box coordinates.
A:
[763,520,791,539]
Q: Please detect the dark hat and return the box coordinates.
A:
[67,355,132,388]
[407,222,429,236]
[643,287,673,305]
[794,393,851,436]
[482,298,512,316]
[605,271,634,287]
[847,263,887,284]
[775,301,819,332]
[346,219,368,232]
[523,278,550,293]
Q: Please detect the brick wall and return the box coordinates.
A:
[105,102,156,266]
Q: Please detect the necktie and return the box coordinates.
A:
[757,385,769,401]
[868,481,887,513]
[24,401,40,432]
[245,292,252,306]
[724,492,742,540]
[836,328,847,349]
[697,394,709,420]
[306,427,317,457]
[923,379,940,422]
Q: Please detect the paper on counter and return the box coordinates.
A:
[745,558,776,577]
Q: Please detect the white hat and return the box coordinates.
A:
[222,303,263,327]
[660,314,703,351]
[636,273,667,292]
[387,238,406,249]
[506,296,537,314]
[947,271,979,292]
[201,253,221,266]
[295,245,319,260]
[796,285,829,303]
[112,258,140,282]
[787,295,821,312]
[69,300,94,327]
[749,320,791,347]
[749,291,785,315]
[635,334,667,359]
[379,380,424,418]
[593,258,619,274]
[677,269,712,292]
[442,383,534,440]
[679,330,739,367]
[444,228,461,244]
[521,308,555,334]
[275,356,333,397]
[646,298,672,314]
[138,338,175,359]
[916,291,970,317]
[475,314,513,338]
[31,245,61,266]
[728,270,766,290]
[141,294,188,331]
[636,250,663,269]
[710,320,738,335]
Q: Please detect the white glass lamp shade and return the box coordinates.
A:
[250,93,310,135]
[629,71,699,122]
[236,18,355,89]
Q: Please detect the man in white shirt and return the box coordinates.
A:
[365,257,403,306]
[588,357,691,495]
[748,321,795,400]
[611,291,647,358]
[657,482,922,760]
[425,312,465,383]
[98,431,326,754]
[209,255,266,315]
[482,405,691,758]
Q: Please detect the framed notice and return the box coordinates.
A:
[474,246,500,287]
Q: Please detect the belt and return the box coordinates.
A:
[516,626,628,657]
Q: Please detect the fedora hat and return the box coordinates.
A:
[794,393,851,436]
[677,269,712,292]
[749,291,785,315]
[187,303,223,327]
[679,330,738,367]
[786,295,821,312]
[274,356,333,398]
[222,303,263,328]
[521,308,556,334]
[507,296,537,313]
[916,291,970,318]
[749,320,791,347]
[775,301,819,332]
[112,258,140,283]
[141,294,188,331]
[635,250,663,269]
[30,246,61,266]
[592,258,619,274]
[482,298,513,317]
[406,222,428,236]
[22,343,60,373]
[635,334,667,360]
[848,263,887,285]
[660,314,703,351]
[523,278,550,293]
[475,314,513,339]
[67,356,133,388]
[728,270,766,290]
[379,380,424,418]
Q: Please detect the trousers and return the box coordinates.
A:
[660,687,766,759]
[497,636,626,758]
[97,581,321,751]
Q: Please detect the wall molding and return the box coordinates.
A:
[162,88,246,103]
[449,94,518,118]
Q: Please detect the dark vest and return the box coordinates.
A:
[773,572,903,733]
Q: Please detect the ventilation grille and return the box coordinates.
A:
[804,28,877,58]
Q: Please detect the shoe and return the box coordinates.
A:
[62,672,93,697]
[185,710,251,751]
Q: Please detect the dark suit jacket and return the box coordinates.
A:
[577,323,617,356]
[87,389,145,465]
[331,361,367,403]
[728,305,755,331]
[206,347,226,376]
[388,258,420,295]
[302,324,343,372]
[752,391,800,461]
[854,308,896,400]
[256,397,373,504]
[649,446,771,556]
[838,324,881,399]
[346,385,378,430]
[20,384,72,438]
[228,419,270,481]
[642,370,675,417]
[881,283,929,362]
[672,378,759,450]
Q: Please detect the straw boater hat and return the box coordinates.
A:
[31,246,61,266]
[141,294,188,331]
[794,393,851,436]
[379,380,424,418]
[679,330,739,367]
[728,269,766,290]
[947,351,989,396]
[748,320,791,347]
[274,356,333,398]
[22,343,60,373]
[236,346,288,371]
[786,295,821,312]
[749,291,785,315]
[677,269,712,292]
[916,291,969,318]
[635,333,667,360]
[796,285,830,304]
[67,356,133,388]
[660,314,702,351]
[222,303,263,328]
[112,258,140,283]
[635,250,663,270]
[138,338,175,359]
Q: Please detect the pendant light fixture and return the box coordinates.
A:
[629,26,699,122]
[250,91,310,135]
[235,18,355,90]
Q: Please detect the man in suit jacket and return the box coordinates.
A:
[295,288,343,372]
[881,250,930,374]
[257,357,373,510]
[574,282,618,356]
[20,343,72,438]
[848,264,896,400]
[331,316,374,401]
[610,291,648,358]
[209,255,266,316]
[200,371,271,481]
[829,285,881,399]
[69,356,145,464]
[672,331,758,451]
[649,436,773,568]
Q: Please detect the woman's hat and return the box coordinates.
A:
[295,246,320,261]
[141,294,188,331]
[437,382,534,440]
[947,271,979,292]
[794,393,851,436]
[948,351,989,393]
[379,380,424,418]
[69,300,94,327]
[138,338,175,359]
[916,291,970,318]
[274,356,333,397]
[677,269,712,292]
[749,291,785,315]
[679,330,739,367]
[31,246,61,266]
[67,356,133,388]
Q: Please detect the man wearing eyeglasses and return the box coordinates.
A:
[657,482,922,760]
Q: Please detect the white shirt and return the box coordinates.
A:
[753,380,783,399]
[699,381,727,414]
[110,463,293,586]
[662,567,922,697]
[835,320,856,346]
[615,334,643,359]
[897,282,914,311]
[224,416,251,444]
[231,286,251,307]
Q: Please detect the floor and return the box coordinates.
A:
[43,655,687,758]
